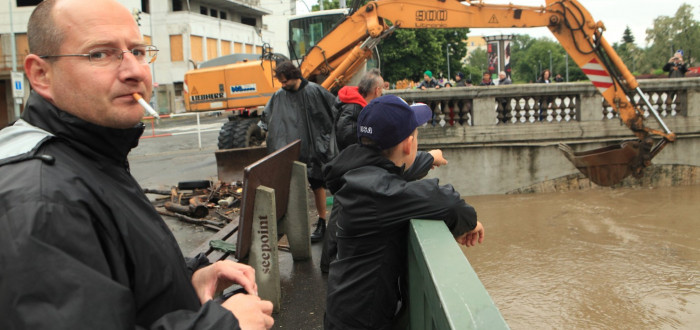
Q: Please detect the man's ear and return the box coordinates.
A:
[24,54,54,101]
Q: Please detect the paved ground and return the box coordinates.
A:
[129,114,326,329]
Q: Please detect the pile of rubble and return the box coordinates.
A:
[144,180,244,231]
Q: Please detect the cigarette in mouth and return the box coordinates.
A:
[133,93,159,119]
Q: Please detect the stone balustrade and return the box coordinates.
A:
[387,78,700,195]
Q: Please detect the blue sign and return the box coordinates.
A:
[12,72,25,98]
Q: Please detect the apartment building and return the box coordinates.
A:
[0,0,295,126]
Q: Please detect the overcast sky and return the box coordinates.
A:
[296,0,698,47]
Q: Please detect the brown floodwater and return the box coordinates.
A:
[463,185,700,329]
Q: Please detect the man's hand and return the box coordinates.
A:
[428,149,448,169]
[222,293,274,329]
[456,221,484,247]
[420,86,427,90]
[191,260,258,304]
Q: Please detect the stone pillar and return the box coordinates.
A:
[284,161,311,260]
[578,88,601,122]
[687,85,699,117]
[472,96,497,126]
[249,186,281,312]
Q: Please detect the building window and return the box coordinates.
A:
[141,0,150,13]
[200,6,207,15]
[172,0,183,11]
[170,35,184,62]
[210,9,218,18]
[220,11,227,20]
[16,0,41,6]
[241,17,256,27]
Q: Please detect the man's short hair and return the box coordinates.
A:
[275,61,302,80]
[358,68,382,97]
[27,0,63,56]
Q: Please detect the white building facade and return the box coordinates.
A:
[0,0,295,125]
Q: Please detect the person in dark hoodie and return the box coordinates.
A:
[0,0,273,329]
[323,95,485,329]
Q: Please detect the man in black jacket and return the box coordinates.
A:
[260,61,338,242]
[0,0,273,328]
[323,95,485,329]
[333,68,384,151]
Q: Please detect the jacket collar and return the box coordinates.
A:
[20,91,145,165]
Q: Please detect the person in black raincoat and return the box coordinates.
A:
[260,61,338,242]
[0,1,273,328]
[323,95,485,329]
[320,69,384,272]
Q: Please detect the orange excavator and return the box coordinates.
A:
[184,0,676,186]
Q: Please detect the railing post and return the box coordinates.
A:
[687,84,700,117]
[472,96,497,126]
[578,87,601,122]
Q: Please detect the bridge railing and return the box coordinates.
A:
[408,219,508,329]
[389,78,699,147]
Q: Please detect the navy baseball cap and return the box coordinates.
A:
[357,95,432,149]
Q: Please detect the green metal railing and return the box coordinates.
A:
[408,219,509,329]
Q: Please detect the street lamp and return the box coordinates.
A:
[565,53,569,82]
[9,0,21,118]
[446,43,451,80]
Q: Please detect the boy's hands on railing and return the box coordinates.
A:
[428,149,448,169]
[456,221,484,247]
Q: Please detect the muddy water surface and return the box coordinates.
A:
[463,186,700,329]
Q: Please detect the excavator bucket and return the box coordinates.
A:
[215,146,269,183]
[558,141,642,187]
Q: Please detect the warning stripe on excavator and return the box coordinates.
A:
[582,58,613,93]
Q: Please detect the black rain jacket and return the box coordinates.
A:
[333,86,365,151]
[260,79,337,181]
[322,144,477,329]
[0,92,238,329]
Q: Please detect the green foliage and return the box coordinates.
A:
[506,35,585,83]
[377,28,468,83]
[622,26,635,44]
[465,48,487,77]
[644,4,699,72]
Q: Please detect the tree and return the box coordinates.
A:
[613,26,643,75]
[644,4,699,72]
[622,26,635,44]
[464,47,487,79]
[310,0,468,84]
[377,28,468,83]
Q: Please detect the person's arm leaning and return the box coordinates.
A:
[402,149,447,181]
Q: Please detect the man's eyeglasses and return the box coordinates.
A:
[39,45,159,67]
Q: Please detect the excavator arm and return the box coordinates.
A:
[299,0,676,186]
